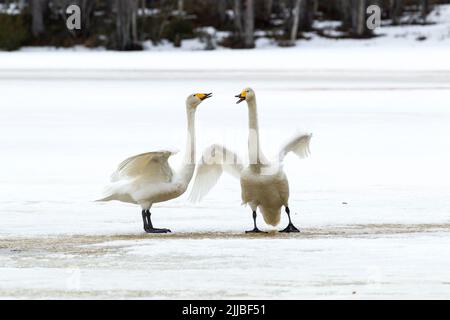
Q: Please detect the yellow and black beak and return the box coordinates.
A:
[235,90,246,104]
[195,93,213,100]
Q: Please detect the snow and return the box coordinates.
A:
[309,4,450,45]
[0,6,447,82]
[1,7,450,299]
[0,3,21,15]
[1,233,450,299]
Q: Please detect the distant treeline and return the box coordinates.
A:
[0,0,448,51]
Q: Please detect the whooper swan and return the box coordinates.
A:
[98,93,212,233]
[190,88,311,233]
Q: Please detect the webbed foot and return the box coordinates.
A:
[279,223,300,233]
[145,227,171,234]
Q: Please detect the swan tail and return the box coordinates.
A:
[95,192,136,203]
[95,194,116,202]
[95,181,134,203]
[260,207,281,227]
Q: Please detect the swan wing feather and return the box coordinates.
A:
[189,144,243,202]
[278,132,312,162]
[111,150,176,183]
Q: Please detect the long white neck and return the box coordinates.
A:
[176,106,196,190]
[247,98,265,166]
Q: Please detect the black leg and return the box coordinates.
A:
[245,211,266,233]
[141,210,148,231]
[279,206,300,233]
[143,209,171,233]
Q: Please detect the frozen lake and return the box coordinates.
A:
[1,49,450,299]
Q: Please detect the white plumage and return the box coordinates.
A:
[189,144,244,203]
[190,88,311,232]
[98,93,212,233]
[99,150,177,205]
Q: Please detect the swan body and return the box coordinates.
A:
[190,88,311,232]
[100,150,177,205]
[98,93,212,233]
[240,165,289,226]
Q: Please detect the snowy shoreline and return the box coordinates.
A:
[1,8,450,297]
[1,45,450,73]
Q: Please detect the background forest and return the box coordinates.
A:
[0,0,449,51]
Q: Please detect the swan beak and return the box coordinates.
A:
[196,93,213,100]
[235,91,246,104]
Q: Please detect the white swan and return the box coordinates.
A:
[97,93,212,233]
[190,88,311,233]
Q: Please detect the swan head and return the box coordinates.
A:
[235,87,255,104]
[186,93,212,109]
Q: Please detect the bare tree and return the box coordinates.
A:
[218,0,227,23]
[264,0,273,20]
[339,0,352,30]
[244,0,254,48]
[177,0,184,13]
[232,0,254,48]
[30,0,47,37]
[350,0,370,37]
[233,0,244,39]
[138,0,146,41]
[299,0,316,31]
[79,0,96,36]
[7,0,441,51]
[289,0,303,45]
[420,0,429,24]
[257,0,273,23]
[115,0,139,50]
[339,0,372,37]
[390,0,403,25]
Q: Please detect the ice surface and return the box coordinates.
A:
[1,27,450,298]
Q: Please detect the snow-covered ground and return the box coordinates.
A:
[1,10,450,298]
[9,4,450,54]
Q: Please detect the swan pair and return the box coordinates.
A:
[98,88,312,234]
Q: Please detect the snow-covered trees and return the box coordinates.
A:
[0,0,445,51]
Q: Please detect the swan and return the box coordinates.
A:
[97,92,212,233]
[190,88,311,233]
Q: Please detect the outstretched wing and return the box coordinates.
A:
[278,132,312,163]
[111,150,176,183]
[189,144,243,203]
